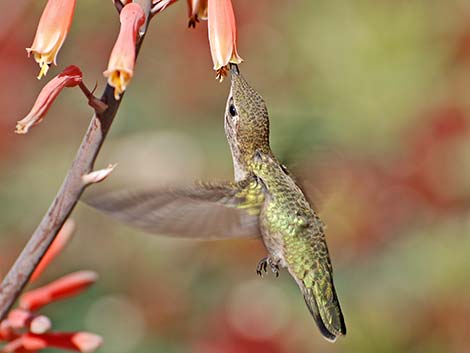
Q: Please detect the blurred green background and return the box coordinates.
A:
[0,0,469,352]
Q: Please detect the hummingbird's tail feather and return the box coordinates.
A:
[299,277,346,342]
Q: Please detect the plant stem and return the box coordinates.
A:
[0,0,152,321]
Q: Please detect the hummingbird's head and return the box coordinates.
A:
[224,65,272,180]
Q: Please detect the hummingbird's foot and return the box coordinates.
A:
[188,15,199,28]
[256,257,280,278]
[270,262,280,278]
[256,257,268,277]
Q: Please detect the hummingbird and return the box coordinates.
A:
[86,65,346,341]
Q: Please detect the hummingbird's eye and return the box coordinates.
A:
[229,104,237,117]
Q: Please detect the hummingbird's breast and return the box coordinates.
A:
[254,162,330,277]
[257,183,312,268]
[258,200,288,268]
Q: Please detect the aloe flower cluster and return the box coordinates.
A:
[8,0,245,349]
[17,0,243,134]
[0,221,102,353]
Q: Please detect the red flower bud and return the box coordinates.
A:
[2,332,102,353]
[19,271,98,312]
[30,219,75,282]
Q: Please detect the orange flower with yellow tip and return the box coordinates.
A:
[207,0,242,81]
[104,3,146,100]
[27,0,76,79]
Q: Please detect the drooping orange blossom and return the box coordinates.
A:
[146,0,244,80]
[207,0,242,80]
[27,0,77,79]
[103,3,146,100]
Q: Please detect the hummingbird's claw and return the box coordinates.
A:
[256,257,268,277]
[188,15,199,28]
[270,262,280,277]
[256,257,280,278]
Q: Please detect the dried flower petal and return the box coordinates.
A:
[27,0,76,79]
[15,66,82,134]
[104,3,146,100]
[207,0,242,81]
[19,271,98,312]
[82,164,117,185]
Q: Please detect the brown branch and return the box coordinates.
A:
[0,0,152,321]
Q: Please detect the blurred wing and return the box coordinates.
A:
[83,181,261,239]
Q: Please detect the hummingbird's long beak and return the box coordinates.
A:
[230,63,240,76]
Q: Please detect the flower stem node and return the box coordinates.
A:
[78,82,108,114]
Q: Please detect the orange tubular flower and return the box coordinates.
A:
[3,332,102,352]
[20,271,98,312]
[104,3,146,100]
[207,0,242,81]
[30,219,75,282]
[0,217,102,353]
[27,0,76,79]
[15,66,82,134]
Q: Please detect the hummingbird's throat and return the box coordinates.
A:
[230,143,273,182]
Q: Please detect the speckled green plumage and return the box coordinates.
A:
[226,66,346,341]
[251,152,345,340]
